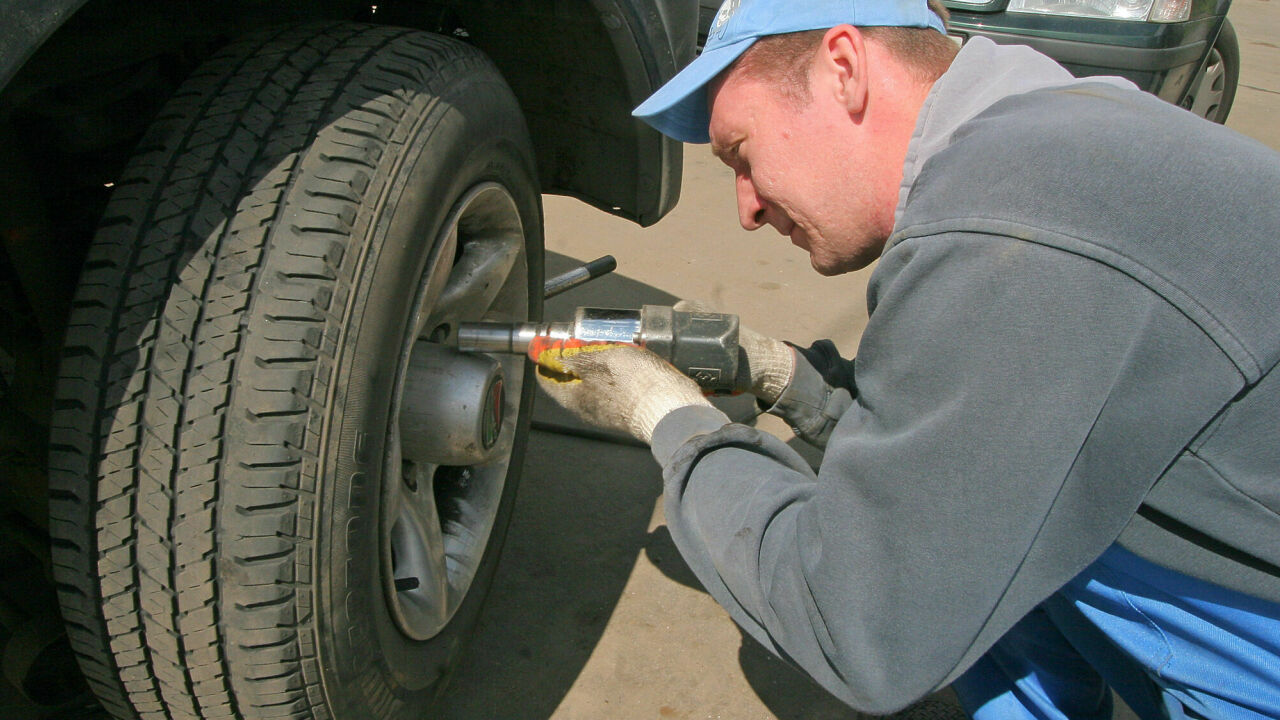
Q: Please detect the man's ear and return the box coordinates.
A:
[817,24,869,115]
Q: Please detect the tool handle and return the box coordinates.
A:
[543,255,617,299]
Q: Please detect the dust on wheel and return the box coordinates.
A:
[48,22,542,719]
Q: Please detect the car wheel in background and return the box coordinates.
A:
[1184,19,1240,123]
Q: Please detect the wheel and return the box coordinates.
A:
[1184,19,1239,124]
[48,23,542,719]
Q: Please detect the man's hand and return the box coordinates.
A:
[674,300,795,405]
[529,339,712,443]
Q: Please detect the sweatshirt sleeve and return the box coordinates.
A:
[761,341,855,449]
[656,233,1242,714]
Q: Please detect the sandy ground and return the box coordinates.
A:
[435,5,1280,719]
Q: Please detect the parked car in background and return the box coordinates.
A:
[698,0,1238,122]
[944,0,1237,122]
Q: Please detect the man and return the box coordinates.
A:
[534,0,1280,716]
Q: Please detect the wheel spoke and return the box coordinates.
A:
[406,460,450,594]
[1189,50,1226,119]
[389,453,452,635]
[427,234,522,331]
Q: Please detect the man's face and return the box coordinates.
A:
[707,57,890,276]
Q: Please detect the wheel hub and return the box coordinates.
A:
[400,342,506,466]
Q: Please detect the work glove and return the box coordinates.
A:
[529,339,712,444]
[673,300,796,405]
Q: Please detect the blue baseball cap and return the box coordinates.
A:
[633,0,946,144]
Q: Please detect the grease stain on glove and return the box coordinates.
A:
[526,338,711,444]
[526,337,627,382]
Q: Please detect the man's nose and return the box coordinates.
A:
[736,174,766,231]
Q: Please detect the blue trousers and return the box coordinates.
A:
[953,545,1280,719]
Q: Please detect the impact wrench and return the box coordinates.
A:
[456,256,742,394]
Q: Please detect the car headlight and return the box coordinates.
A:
[1006,0,1191,22]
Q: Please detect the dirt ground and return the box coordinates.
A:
[434,5,1280,719]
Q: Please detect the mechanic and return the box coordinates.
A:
[533,0,1280,716]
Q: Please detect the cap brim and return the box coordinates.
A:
[633,36,757,144]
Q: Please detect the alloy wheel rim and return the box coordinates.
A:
[381,182,528,641]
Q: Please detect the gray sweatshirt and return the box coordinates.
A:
[651,38,1280,713]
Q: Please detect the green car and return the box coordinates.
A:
[944,0,1237,122]
[697,0,1238,122]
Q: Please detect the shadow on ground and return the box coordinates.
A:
[432,426,661,719]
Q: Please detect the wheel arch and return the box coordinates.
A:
[1,0,694,236]
[437,0,696,227]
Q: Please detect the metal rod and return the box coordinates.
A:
[457,321,572,354]
[543,255,617,299]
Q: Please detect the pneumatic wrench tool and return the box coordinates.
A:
[456,256,742,394]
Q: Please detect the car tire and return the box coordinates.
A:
[48,23,541,720]
[1185,18,1239,124]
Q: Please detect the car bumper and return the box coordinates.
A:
[946,10,1226,105]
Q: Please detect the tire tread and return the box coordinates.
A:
[50,23,508,720]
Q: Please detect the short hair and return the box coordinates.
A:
[732,1,956,105]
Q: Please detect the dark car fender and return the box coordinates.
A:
[1,0,697,226]
[0,0,88,92]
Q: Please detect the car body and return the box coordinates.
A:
[943,0,1238,121]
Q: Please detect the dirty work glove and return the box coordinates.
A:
[529,339,712,444]
[673,300,795,405]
